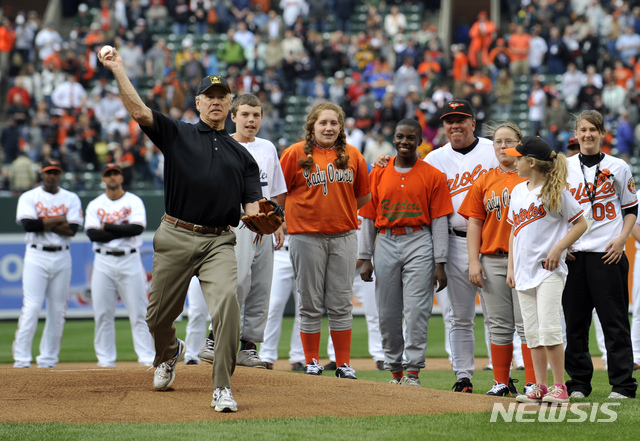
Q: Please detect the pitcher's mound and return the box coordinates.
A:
[1,362,507,423]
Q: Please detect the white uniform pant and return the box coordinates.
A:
[91,252,155,366]
[185,276,209,362]
[327,269,384,362]
[13,247,72,367]
[447,235,487,380]
[259,246,305,364]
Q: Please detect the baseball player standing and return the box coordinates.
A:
[630,204,640,371]
[280,102,371,379]
[375,100,498,392]
[13,159,83,368]
[564,110,638,399]
[359,118,452,386]
[84,163,155,367]
[189,93,287,368]
[458,122,535,396]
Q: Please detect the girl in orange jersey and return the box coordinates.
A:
[358,118,452,386]
[279,102,371,379]
[458,122,535,396]
[504,136,587,404]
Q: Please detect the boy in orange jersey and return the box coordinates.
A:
[359,118,452,386]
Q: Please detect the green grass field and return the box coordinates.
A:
[1,316,636,441]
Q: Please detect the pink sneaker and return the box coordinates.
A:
[516,383,548,403]
[543,384,569,403]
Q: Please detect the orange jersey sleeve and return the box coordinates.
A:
[361,158,453,228]
[280,142,371,234]
[458,168,526,254]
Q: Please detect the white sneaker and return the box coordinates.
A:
[212,387,238,412]
[236,348,267,368]
[389,377,402,384]
[198,336,215,364]
[570,391,586,398]
[608,391,630,399]
[153,339,186,390]
[400,374,421,387]
[13,361,31,368]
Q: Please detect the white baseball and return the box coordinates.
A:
[99,45,114,62]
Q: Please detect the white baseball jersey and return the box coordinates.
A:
[567,153,638,252]
[84,192,146,250]
[425,137,498,230]
[16,186,83,246]
[507,182,584,290]
[234,136,287,200]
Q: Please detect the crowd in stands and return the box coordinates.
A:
[1,0,640,195]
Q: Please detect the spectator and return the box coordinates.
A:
[7,77,31,108]
[171,0,192,35]
[384,5,407,38]
[145,0,169,27]
[561,62,584,110]
[334,0,355,33]
[34,21,62,63]
[615,109,634,162]
[191,0,209,35]
[219,29,247,69]
[6,93,30,127]
[1,118,21,164]
[51,74,88,113]
[508,24,530,76]
[9,151,37,194]
[264,37,284,70]
[487,37,512,81]
[117,39,145,89]
[294,52,316,96]
[266,9,285,41]
[602,78,626,120]
[577,75,601,110]
[546,26,570,75]
[543,96,572,151]
[0,18,16,83]
[280,0,308,27]
[234,20,255,51]
[493,68,514,120]
[281,28,305,61]
[468,11,497,69]
[528,25,548,75]
[345,117,365,153]
[14,14,36,66]
[616,25,640,67]
[394,57,421,105]
[578,26,600,70]
[308,0,329,33]
[613,58,633,89]
[362,131,394,166]
[450,44,469,98]
[528,77,546,136]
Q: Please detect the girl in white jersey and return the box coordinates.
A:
[563,110,639,399]
[504,136,587,404]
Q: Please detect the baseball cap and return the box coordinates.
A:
[103,163,122,176]
[566,136,580,150]
[504,136,554,161]
[196,75,231,95]
[41,159,63,173]
[440,99,474,120]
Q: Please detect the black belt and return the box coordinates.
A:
[96,248,137,256]
[449,229,467,238]
[485,250,508,256]
[31,244,69,252]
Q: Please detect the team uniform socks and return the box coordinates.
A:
[491,342,513,386]
[330,329,352,367]
[521,344,536,385]
[300,331,321,364]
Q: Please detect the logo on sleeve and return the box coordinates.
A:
[628,178,636,194]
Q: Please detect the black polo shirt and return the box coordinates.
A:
[141,110,261,226]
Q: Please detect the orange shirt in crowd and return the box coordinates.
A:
[0,24,16,52]
[508,33,530,61]
[458,167,526,254]
[359,157,453,229]
[614,65,633,89]
[452,51,469,82]
[280,141,370,234]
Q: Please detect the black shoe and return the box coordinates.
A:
[452,377,473,393]
[376,360,385,370]
[335,364,357,379]
[324,361,337,370]
[291,362,305,371]
[265,362,273,370]
[508,378,519,395]
[185,359,199,365]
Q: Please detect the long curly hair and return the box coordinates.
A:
[297,102,350,171]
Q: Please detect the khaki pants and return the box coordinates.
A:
[146,220,240,388]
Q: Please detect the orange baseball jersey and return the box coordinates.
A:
[458,167,526,254]
[280,141,370,234]
[359,157,453,228]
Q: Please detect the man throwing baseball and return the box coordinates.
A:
[99,47,261,412]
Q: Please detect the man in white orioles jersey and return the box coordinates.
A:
[84,163,155,367]
[425,100,498,392]
[185,94,287,367]
[13,159,83,368]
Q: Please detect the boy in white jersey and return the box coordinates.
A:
[84,163,155,367]
[186,94,287,367]
[13,159,83,368]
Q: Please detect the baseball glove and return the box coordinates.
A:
[241,199,284,243]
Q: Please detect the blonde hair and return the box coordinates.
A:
[484,121,523,141]
[530,151,568,213]
[297,102,349,171]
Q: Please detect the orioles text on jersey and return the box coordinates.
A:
[448,164,489,197]
[512,202,547,236]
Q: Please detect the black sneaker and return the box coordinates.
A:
[486,381,510,396]
[335,364,357,379]
[324,361,337,370]
[291,362,305,371]
[452,377,473,393]
[376,360,385,370]
[508,378,519,395]
[304,359,324,375]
